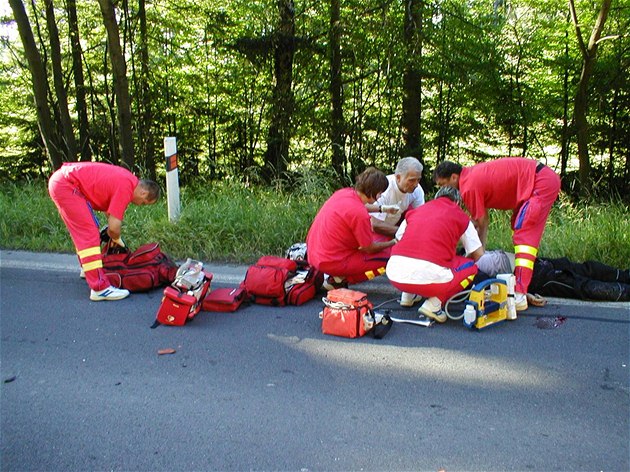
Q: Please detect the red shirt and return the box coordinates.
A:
[459,157,537,219]
[392,197,470,268]
[306,188,375,267]
[61,162,138,220]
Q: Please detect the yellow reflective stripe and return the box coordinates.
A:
[82,260,103,272]
[365,267,386,280]
[515,258,535,270]
[77,246,101,259]
[460,275,475,289]
[514,245,538,257]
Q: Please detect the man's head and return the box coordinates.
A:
[132,179,160,205]
[355,167,389,203]
[433,160,463,189]
[394,156,423,194]
[434,185,462,204]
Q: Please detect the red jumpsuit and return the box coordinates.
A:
[48,162,138,291]
[459,157,561,294]
[306,188,391,284]
[387,198,478,303]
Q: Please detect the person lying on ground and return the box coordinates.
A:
[476,250,630,302]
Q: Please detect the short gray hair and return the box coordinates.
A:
[395,156,423,176]
[435,185,462,203]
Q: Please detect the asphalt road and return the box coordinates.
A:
[1,251,629,471]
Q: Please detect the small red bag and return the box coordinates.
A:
[202,287,246,312]
[320,288,373,338]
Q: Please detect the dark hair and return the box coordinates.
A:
[433,161,462,181]
[139,179,161,202]
[355,167,388,200]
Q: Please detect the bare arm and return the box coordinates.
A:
[370,216,399,238]
[358,238,396,254]
[106,214,123,241]
[473,212,490,247]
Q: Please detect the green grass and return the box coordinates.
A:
[1,179,628,268]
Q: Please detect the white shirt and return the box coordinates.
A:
[370,174,425,226]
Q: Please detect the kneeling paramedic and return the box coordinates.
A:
[386,186,484,323]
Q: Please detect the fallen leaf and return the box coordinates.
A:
[158,348,176,355]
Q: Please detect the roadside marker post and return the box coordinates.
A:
[164,137,181,222]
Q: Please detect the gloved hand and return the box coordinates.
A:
[380,204,400,214]
[111,237,126,248]
[99,225,111,244]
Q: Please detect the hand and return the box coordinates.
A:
[380,204,400,214]
[112,237,126,248]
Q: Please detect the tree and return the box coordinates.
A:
[8,0,64,169]
[264,0,295,180]
[44,0,77,161]
[97,0,134,169]
[569,0,613,193]
[329,0,345,177]
[65,0,92,162]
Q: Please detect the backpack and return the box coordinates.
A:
[154,259,213,327]
[320,288,391,339]
[102,242,179,292]
[241,255,323,306]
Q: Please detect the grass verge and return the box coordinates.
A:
[1,179,628,268]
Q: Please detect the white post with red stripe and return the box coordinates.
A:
[164,137,181,222]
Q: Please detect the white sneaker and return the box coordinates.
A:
[399,292,422,307]
[515,292,528,311]
[90,286,130,301]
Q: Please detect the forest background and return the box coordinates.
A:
[0,0,628,265]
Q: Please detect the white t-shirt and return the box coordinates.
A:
[370,174,425,226]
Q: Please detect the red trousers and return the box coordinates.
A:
[389,257,478,304]
[48,171,110,291]
[316,247,391,284]
[511,166,561,293]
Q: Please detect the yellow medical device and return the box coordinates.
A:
[463,278,509,330]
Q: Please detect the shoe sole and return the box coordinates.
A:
[399,298,422,307]
[90,295,129,301]
[418,307,447,323]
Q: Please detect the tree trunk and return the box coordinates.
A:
[329,0,345,178]
[65,0,92,162]
[9,0,64,170]
[138,0,156,180]
[559,19,570,179]
[44,0,77,161]
[401,0,423,162]
[98,0,135,169]
[569,0,612,194]
[264,0,295,181]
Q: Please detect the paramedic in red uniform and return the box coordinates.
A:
[306,167,396,289]
[433,157,561,311]
[48,162,160,301]
[386,186,484,323]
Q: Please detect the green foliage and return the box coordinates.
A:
[1,0,629,195]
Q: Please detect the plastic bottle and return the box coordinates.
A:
[463,305,477,326]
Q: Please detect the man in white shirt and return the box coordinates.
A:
[367,157,425,238]
[364,157,425,307]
